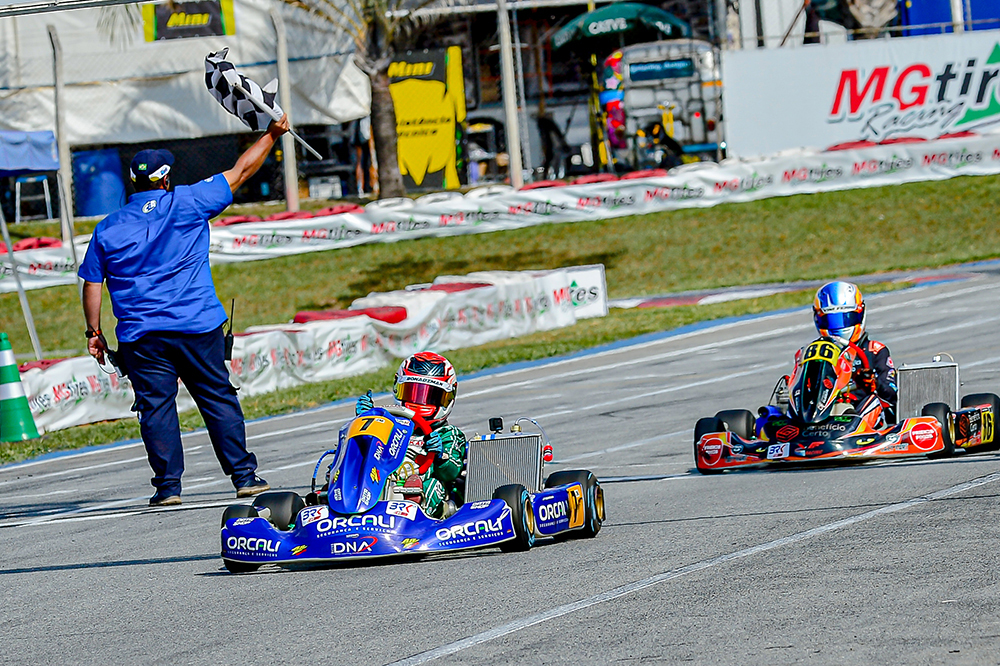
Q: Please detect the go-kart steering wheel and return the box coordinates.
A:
[383,404,433,436]
[846,342,871,370]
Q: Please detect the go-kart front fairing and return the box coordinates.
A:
[694,338,945,473]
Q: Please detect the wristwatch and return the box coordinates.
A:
[85,328,102,339]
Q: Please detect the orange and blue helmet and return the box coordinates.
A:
[813,281,866,344]
[393,352,457,425]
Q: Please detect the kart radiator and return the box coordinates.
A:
[464,433,544,502]
[896,362,960,418]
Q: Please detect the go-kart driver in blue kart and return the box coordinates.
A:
[774,281,898,426]
[355,352,467,519]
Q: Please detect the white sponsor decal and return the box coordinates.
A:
[298,505,328,526]
[436,517,504,542]
[767,443,790,460]
[389,428,405,458]
[537,501,567,522]
[385,500,418,520]
[331,536,377,554]
[469,500,492,510]
[360,488,372,505]
[232,517,257,526]
[314,514,397,532]
[225,536,279,553]
[333,488,342,501]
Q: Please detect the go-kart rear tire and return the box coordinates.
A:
[923,402,955,458]
[252,492,305,531]
[493,484,535,552]
[694,417,725,475]
[544,470,604,538]
[961,393,1000,451]
[714,409,755,440]
[220,504,258,528]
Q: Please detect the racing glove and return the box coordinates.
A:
[427,425,466,483]
[355,390,374,416]
[422,477,446,518]
[425,424,460,455]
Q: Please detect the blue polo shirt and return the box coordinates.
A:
[79,175,232,343]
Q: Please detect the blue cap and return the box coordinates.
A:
[129,149,174,184]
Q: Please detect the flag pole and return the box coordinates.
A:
[232,82,323,160]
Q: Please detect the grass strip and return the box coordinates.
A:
[0,284,906,465]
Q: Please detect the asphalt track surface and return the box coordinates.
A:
[3,277,1000,665]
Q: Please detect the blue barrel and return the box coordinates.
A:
[72,149,126,217]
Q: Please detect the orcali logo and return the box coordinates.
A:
[142,200,157,213]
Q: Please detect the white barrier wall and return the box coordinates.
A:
[723,29,1000,156]
[4,131,1000,297]
[22,266,605,433]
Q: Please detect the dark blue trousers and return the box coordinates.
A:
[119,326,258,497]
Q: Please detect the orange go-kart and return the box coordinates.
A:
[694,337,999,474]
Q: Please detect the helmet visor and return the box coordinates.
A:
[816,310,862,332]
[395,382,454,408]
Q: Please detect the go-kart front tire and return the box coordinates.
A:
[220,504,258,528]
[923,402,955,458]
[252,492,305,531]
[493,484,536,552]
[694,417,725,475]
[714,409,755,440]
[544,470,604,538]
[221,505,261,574]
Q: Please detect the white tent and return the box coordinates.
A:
[0,0,371,146]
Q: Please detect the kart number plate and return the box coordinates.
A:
[767,443,790,460]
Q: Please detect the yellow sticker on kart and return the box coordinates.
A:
[983,408,994,445]
[802,340,841,365]
[347,416,394,445]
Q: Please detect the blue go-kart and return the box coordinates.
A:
[220,405,605,572]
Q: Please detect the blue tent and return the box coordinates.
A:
[0,130,59,176]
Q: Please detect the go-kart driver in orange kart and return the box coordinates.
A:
[772,281,898,428]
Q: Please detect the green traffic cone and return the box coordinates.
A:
[0,333,39,442]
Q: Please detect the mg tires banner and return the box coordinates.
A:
[723,30,1000,156]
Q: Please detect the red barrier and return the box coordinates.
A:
[265,210,316,221]
[427,282,492,293]
[879,136,926,145]
[572,173,619,185]
[19,358,67,372]
[314,204,364,216]
[826,140,878,151]
[620,169,669,180]
[12,237,62,251]
[520,180,567,190]
[293,306,408,325]
[213,215,262,227]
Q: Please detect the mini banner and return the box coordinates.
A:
[143,0,236,42]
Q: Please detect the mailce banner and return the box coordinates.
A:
[723,29,1000,156]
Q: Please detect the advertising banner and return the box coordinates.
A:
[7,131,1000,296]
[389,46,467,190]
[142,0,237,42]
[23,267,605,433]
[722,30,1000,156]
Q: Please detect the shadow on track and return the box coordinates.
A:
[0,554,218,575]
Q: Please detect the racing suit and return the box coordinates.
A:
[847,334,898,422]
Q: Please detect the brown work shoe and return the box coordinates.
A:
[149,494,182,507]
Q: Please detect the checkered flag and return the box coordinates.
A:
[205,48,283,131]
